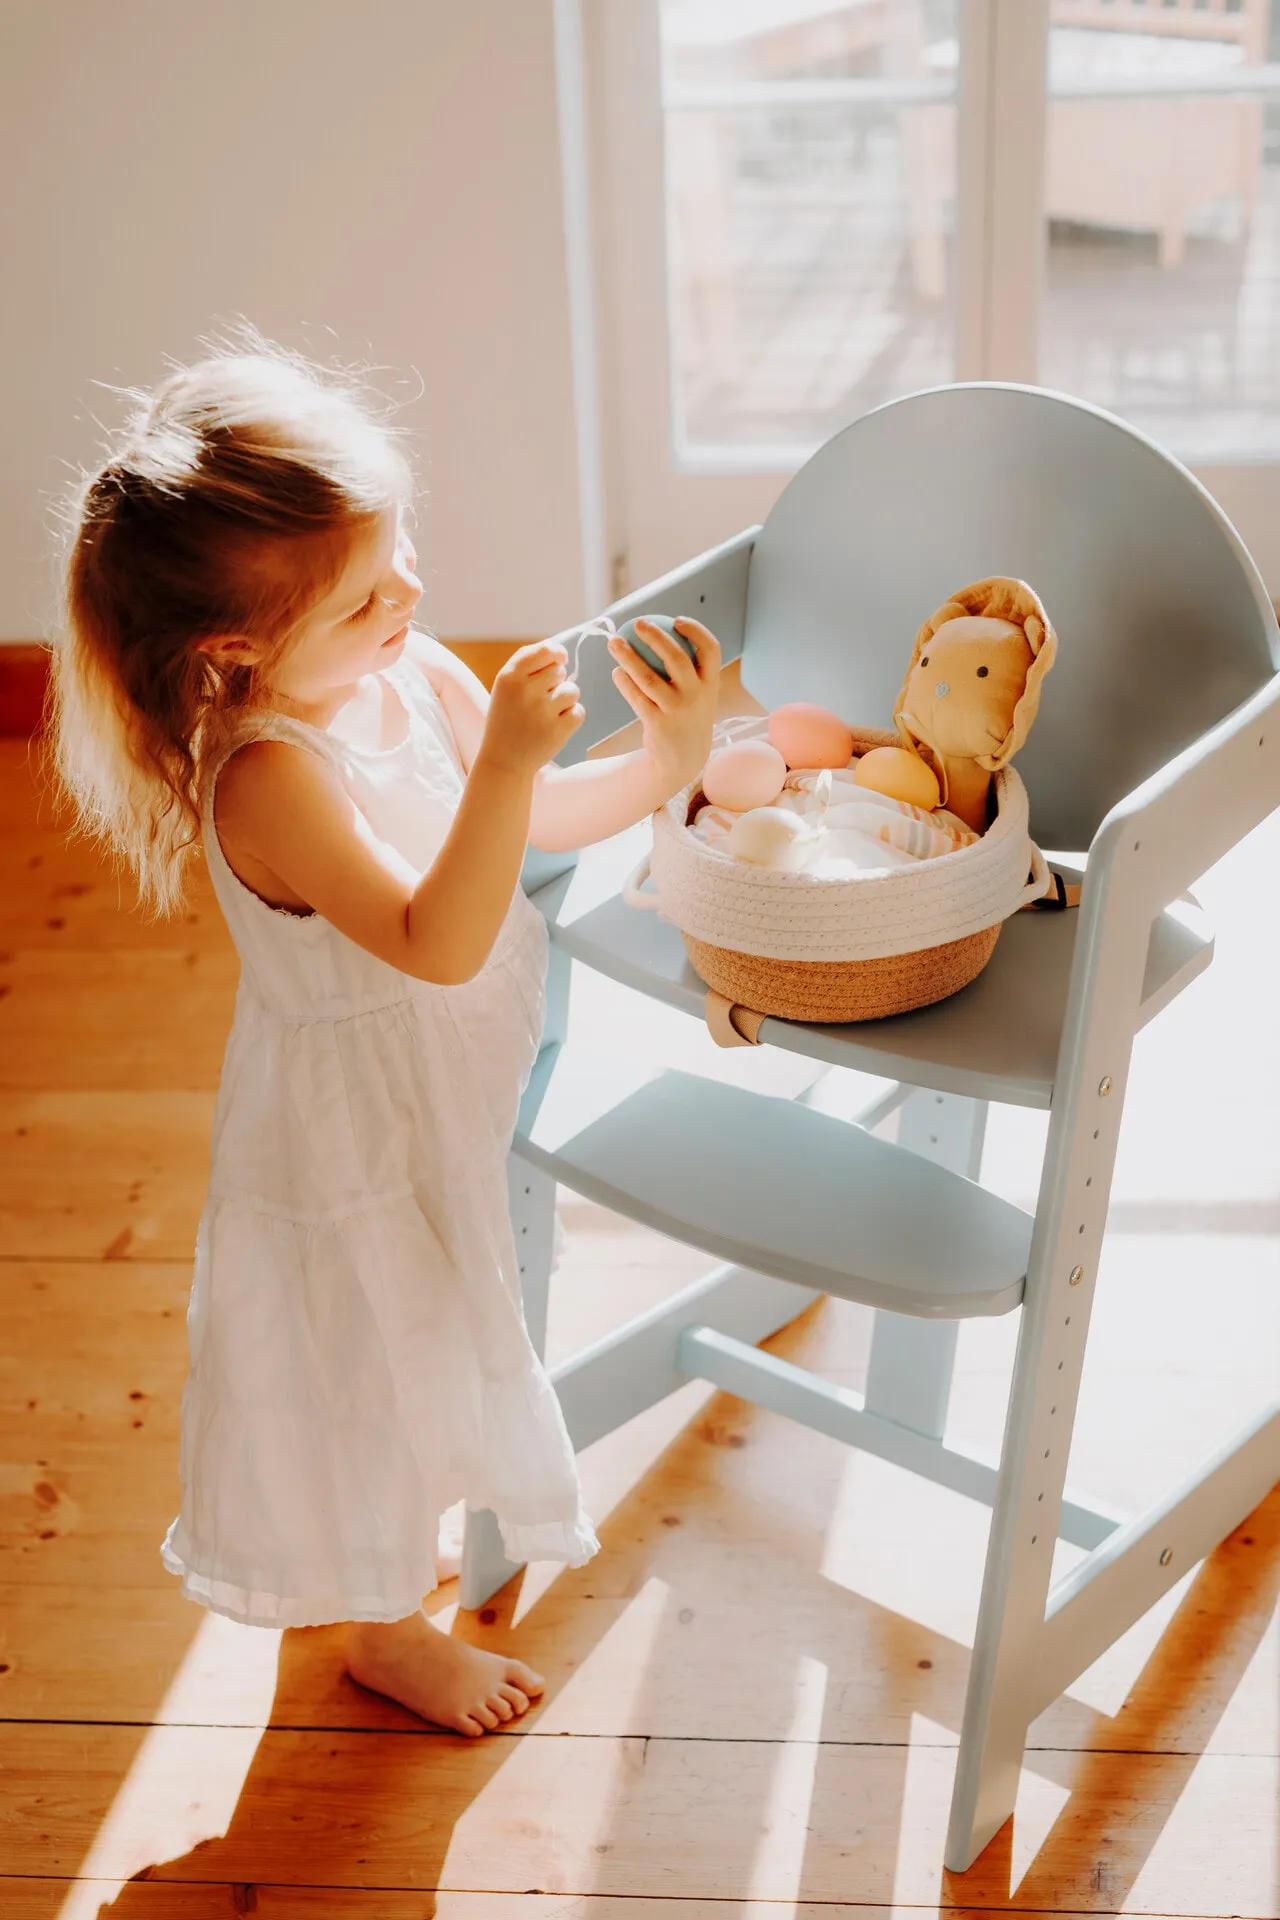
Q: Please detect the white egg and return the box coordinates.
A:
[725,806,814,870]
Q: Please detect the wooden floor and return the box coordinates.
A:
[2,733,1280,1918]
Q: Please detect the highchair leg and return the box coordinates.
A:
[946,990,1137,1871]
[864,1091,987,1439]
[458,1155,559,1610]
[459,943,570,1612]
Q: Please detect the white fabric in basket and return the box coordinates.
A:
[645,766,1047,964]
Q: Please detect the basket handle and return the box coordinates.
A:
[1017,840,1053,910]
[622,853,661,911]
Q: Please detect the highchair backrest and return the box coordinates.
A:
[740,383,1279,850]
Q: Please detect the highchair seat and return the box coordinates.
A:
[530,831,1213,1110]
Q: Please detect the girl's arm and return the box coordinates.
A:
[213,643,582,985]
[415,621,721,852]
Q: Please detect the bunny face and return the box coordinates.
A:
[895,579,1057,790]
[900,615,1034,765]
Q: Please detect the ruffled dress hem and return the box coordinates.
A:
[161,1512,599,1630]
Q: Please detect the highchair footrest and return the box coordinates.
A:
[515,1047,1032,1319]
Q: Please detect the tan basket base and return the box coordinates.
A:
[683,924,1002,1024]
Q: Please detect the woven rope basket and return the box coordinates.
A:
[627,766,1048,1024]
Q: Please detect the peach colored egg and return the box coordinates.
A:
[701,739,787,812]
[767,702,855,770]
[852,746,940,811]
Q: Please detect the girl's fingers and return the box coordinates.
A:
[611,663,660,718]
[632,619,696,687]
[517,641,568,677]
[554,679,580,712]
[671,618,721,672]
[611,637,676,710]
[527,655,570,688]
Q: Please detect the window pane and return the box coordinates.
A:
[1040,0,1280,458]
[659,0,959,460]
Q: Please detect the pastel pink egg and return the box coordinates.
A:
[767,702,855,770]
[701,739,787,812]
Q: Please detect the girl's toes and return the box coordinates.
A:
[473,1702,500,1731]
[489,1692,515,1722]
[508,1660,545,1696]
[458,1714,486,1738]
[499,1683,530,1716]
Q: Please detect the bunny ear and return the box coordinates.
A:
[979,619,1059,772]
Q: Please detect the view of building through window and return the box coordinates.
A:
[659,0,1280,461]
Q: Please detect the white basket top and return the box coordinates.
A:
[646,767,1047,964]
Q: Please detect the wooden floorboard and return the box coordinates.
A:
[4,1722,1280,1912]
[2,737,1279,1917]
[0,1888,1082,1920]
[0,1097,213,1261]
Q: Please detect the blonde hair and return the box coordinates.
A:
[53,337,414,913]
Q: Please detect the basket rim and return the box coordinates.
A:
[657,763,1027,892]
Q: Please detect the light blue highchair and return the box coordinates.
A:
[464,383,1280,1873]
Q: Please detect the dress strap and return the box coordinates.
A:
[200,709,344,820]
[384,647,467,779]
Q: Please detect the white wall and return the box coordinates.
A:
[0,0,587,639]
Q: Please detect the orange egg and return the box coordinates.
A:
[767,703,855,770]
[852,746,940,811]
[701,739,787,812]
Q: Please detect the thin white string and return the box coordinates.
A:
[567,616,617,686]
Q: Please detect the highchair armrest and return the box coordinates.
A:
[1086,670,1280,916]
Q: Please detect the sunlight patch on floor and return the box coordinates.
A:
[534,1574,672,1735]
[56,1611,277,1911]
[892,1715,959,1904]
[440,1587,673,1894]
[745,1653,828,1907]
[1008,1758,1075,1897]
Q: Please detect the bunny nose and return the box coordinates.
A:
[935,681,951,699]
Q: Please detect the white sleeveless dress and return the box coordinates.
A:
[161,652,598,1628]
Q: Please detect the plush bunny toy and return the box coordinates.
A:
[894,576,1057,834]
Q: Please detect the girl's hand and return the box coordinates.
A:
[481,641,584,777]
[609,618,721,791]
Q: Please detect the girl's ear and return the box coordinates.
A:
[197,633,264,666]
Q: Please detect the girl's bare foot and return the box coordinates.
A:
[346,1609,544,1735]
[435,1501,466,1583]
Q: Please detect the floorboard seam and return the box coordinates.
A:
[0,1714,1267,1761]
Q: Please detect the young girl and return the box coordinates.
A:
[54,341,720,1735]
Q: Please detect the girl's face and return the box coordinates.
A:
[269,508,422,707]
